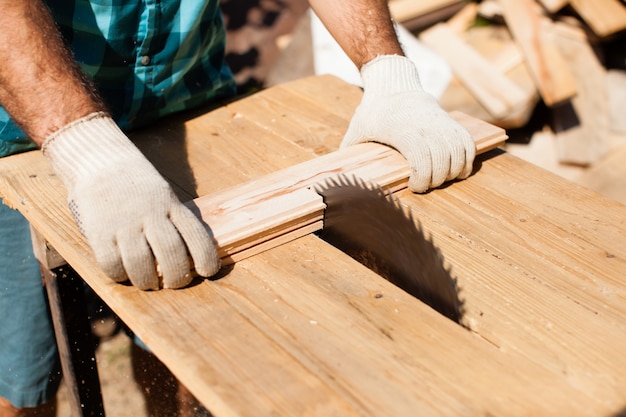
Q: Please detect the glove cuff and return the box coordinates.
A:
[43,112,146,188]
[360,55,423,96]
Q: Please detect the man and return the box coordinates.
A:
[0,0,475,415]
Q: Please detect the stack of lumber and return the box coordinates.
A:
[388,0,467,31]
[414,0,626,168]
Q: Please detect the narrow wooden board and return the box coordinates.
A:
[569,0,626,37]
[388,0,464,30]
[537,0,569,13]
[26,106,507,268]
[190,111,506,264]
[420,23,533,119]
[438,25,539,129]
[477,0,504,20]
[550,21,610,165]
[446,2,479,34]
[500,0,578,106]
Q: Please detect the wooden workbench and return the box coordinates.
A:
[1,75,626,417]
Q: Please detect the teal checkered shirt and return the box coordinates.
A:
[0,0,236,157]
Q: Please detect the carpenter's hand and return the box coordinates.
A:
[342,55,476,193]
[43,113,220,290]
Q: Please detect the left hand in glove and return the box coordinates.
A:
[42,113,220,290]
[341,55,476,193]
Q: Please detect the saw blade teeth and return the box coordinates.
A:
[329,175,342,188]
[341,174,354,187]
[315,172,465,324]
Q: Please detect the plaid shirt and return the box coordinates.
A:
[0,0,236,157]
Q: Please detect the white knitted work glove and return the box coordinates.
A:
[42,112,220,290]
[342,55,476,193]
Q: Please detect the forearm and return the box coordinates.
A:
[307,0,404,69]
[0,1,104,146]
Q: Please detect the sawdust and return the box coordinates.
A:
[56,330,148,417]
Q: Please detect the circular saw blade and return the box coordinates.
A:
[315,175,464,323]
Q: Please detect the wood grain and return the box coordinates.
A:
[420,23,532,119]
[438,25,539,129]
[500,0,578,106]
[191,110,506,264]
[2,75,626,416]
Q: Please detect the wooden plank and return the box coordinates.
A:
[477,0,503,20]
[129,236,601,417]
[578,145,626,205]
[607,69,626,132]
[190,111,506,264]
[32,93,507,269]
[489,42,525,72]
[389,0,459,21]
[218,75,361,157]
[438,25,539,129]
[536,0,570,13]
[500,0,578,106]
[420,23,533,119]
[569,0,626,37]
[388,0,464,30]
[20,87,508,269]
[396,151,626,411]
[201,187,325,264]
[0,151,607,416]
[446,2,479,34]
[2,75,626,416]
[504,128,587,183]
[550,21,610,165]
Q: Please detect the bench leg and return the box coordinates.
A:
[42,265,105,417]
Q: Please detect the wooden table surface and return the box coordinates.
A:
[1,75,626,417]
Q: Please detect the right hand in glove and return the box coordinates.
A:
[42,112,220,290]
[342,55,476,193]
